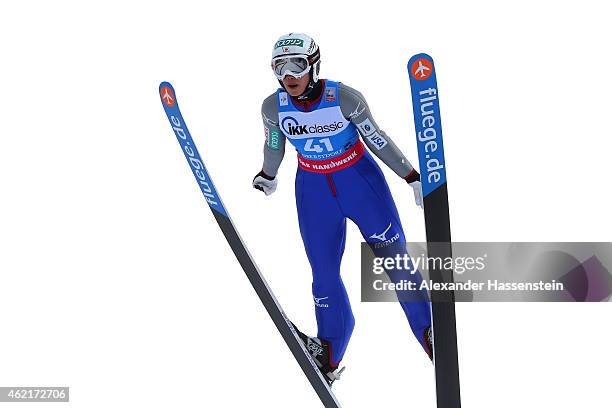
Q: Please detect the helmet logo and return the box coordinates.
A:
[275,38,304,48]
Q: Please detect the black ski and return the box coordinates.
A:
[159,82,341,408]
[407,55,462,408]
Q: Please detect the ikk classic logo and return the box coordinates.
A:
[278,107,350,140]
[281,116,344,137]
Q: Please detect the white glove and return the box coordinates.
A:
[252,171,278,196]
[409,181,423,209]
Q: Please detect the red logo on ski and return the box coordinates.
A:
[411,58,433,80]
[160,85,175,107]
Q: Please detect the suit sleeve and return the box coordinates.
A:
[338,83,416,178]
[260,93,286,177]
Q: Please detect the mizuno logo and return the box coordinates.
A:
[314,296,329,308]
[348,101,366,119]
[370,223,400,248]
[262,112,278,127]
[370,223,392,242]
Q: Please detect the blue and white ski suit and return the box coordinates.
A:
[261,80,431,365]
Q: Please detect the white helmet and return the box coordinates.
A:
[271,33,321,82]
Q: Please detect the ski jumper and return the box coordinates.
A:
[262,80,431,365]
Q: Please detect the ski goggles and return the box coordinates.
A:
[271,55,311,80]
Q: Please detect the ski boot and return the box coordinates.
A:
[291,322,345,385]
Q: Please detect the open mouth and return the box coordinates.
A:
[286,83,299,90]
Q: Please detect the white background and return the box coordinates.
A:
[1,1,611,407]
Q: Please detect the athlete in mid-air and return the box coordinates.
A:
[253,33,432,384]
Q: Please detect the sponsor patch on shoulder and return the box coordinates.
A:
[365,131,388,150]
[325,87,336,102]
[279,92,288,106]
[356,118,376,136]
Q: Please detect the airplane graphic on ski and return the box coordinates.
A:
[414,60,431,78]
[161,87,174,106]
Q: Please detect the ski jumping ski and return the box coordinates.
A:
[158,81,342,408]
[407,54,462,408]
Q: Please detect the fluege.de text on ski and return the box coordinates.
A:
[416,88,444,185]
